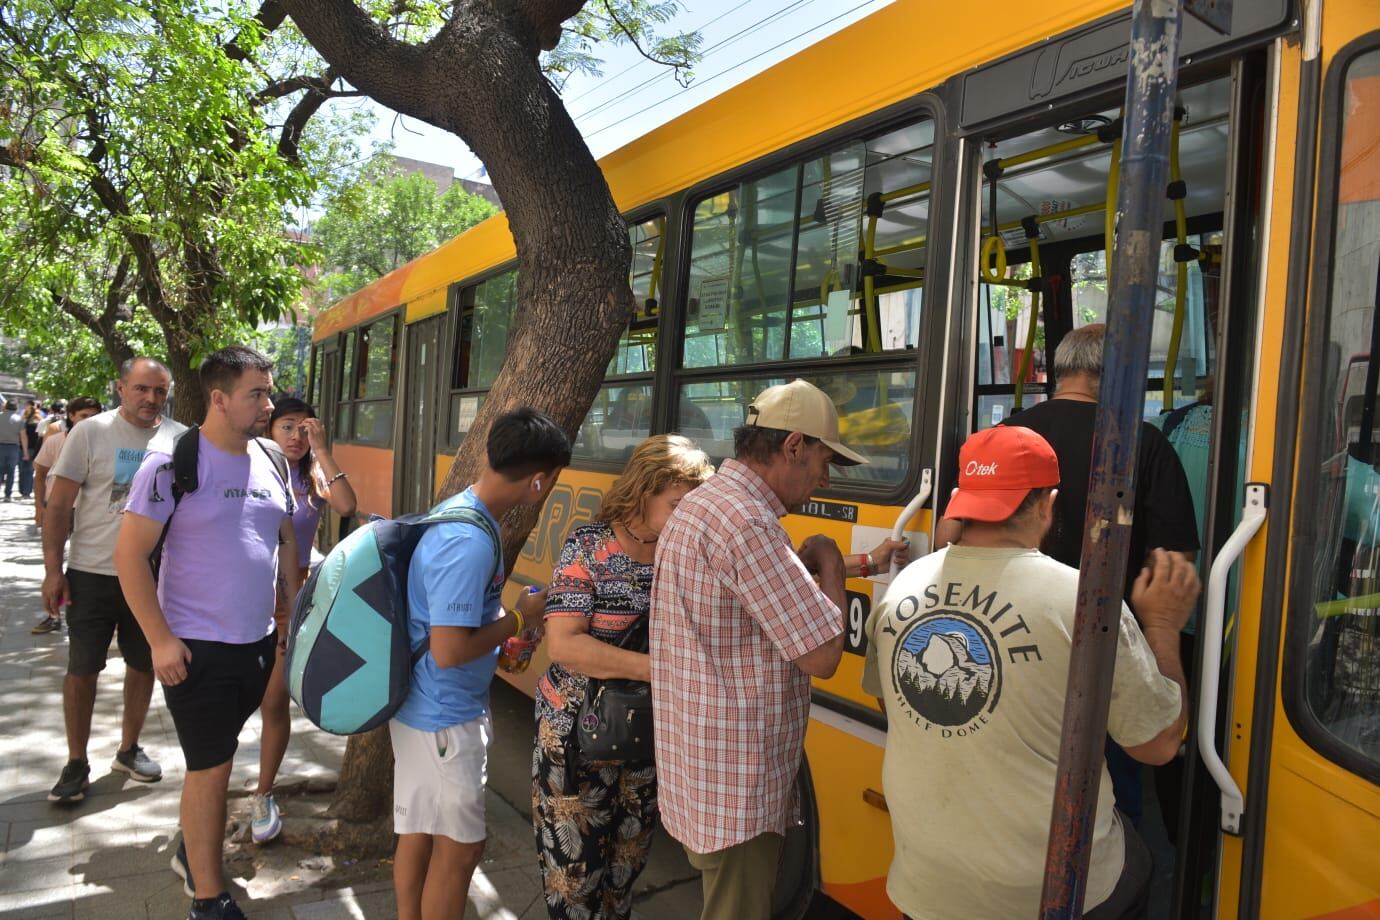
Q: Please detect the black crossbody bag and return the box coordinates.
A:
[574,615,654,763]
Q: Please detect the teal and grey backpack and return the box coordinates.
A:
[285,502,500,736]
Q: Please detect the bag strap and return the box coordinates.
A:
[254,437,295,517]
[148,426,200,577]
[410,503,504,666]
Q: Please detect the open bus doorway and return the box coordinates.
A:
[955,58,1270,918]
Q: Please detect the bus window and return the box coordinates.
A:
[349,313,399,445]
[683,166,798,367]
[336,330,356,440]
[672,118,934,492]
[454,270,516,391]
[616,217,663,376]
[308,343,322,410]
[678,367,918,488]
[1301,47,1380,768]
[571,383,655,464]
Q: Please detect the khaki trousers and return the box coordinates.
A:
[685,832,785,920]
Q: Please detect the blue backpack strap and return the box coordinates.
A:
[409,503,504,666]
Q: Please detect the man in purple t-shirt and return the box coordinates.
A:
[115,346,300,920]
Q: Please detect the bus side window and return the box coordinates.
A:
[1301,46,1380,769]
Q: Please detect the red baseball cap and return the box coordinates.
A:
[943,426,1061,523]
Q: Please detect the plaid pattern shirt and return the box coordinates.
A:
[650,459,843,854]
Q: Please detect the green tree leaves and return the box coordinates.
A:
[312,158,498,302]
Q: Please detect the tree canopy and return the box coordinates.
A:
[312,158,498,302]
[0,0,367,419]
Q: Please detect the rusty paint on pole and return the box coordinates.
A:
[1037,0,1184,917]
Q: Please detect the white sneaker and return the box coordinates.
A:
[250,792,282,844]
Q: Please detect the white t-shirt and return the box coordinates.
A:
[862,545,1181,920]
[49,409,186,575]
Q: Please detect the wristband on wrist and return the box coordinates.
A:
[858,553,871,578]
[327,471,348,486]
[510,607,525,637]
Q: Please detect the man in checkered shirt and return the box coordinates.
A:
[651,379,866,920]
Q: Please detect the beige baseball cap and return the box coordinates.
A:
[745,379,868,466]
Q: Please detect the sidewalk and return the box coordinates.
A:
[0,497,545,919]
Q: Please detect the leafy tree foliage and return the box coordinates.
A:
[312,158,498,301]
[0,0,368,421]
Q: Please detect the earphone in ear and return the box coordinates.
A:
[534,479,543,492]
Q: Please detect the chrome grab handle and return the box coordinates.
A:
[890,468,933,576]
[1197,482,1268,835]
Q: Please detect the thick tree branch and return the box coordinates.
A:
[277,0,435,112]
[513,0,587,52]
[50,289,136,367]
[225,0,288,63]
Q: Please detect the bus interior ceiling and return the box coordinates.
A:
[973,75,1232,430]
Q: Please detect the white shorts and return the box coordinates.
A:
[389,715,491,843]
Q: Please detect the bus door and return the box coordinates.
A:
[396,314,444,515]
[1216,16,1380,918]
[957,56,1271,919]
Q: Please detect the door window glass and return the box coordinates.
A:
[1304,48,1380,765]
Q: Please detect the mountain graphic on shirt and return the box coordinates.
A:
[894,615,997,726]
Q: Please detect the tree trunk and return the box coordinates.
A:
[282,0,638,844]
[163,339,206,426]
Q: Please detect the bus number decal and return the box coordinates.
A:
[521,484,603,569]
[797,499,859,523]
[845,590,871,656]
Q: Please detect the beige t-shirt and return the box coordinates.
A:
[49,409,185,575]
[862,545,1181,920]
[34,428,66,469]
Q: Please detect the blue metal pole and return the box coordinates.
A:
[1038,0,1184,915]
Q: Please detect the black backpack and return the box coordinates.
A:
[147,426,294,577]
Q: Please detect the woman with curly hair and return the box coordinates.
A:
[533,434,714,920]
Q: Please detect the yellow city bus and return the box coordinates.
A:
[308,1,1380,916]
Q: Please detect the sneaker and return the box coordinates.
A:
[48,759,90,803]
[171,841,195,898]
[250,792,282,844]
[112,744,162,782]
[31,616,60,635]
[187,893,247,919]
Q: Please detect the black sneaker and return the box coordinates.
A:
[48,759,89,803]
[187,893,246,919]
[171,841,195,898]
[30,616,60,635]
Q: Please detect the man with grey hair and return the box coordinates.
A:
[1000,323,1199,588]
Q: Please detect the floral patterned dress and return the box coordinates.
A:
[532,522,657,920]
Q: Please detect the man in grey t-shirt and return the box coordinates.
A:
[42,358,185,804]
[0,399,22,501]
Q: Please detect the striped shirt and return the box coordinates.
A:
[650,459,843,854]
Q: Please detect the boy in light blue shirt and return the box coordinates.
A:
[390,407,570,920]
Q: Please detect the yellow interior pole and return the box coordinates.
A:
[1104,140,1121,286]
[1013,235,1042,411]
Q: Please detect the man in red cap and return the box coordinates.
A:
[862,425,1199,920]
